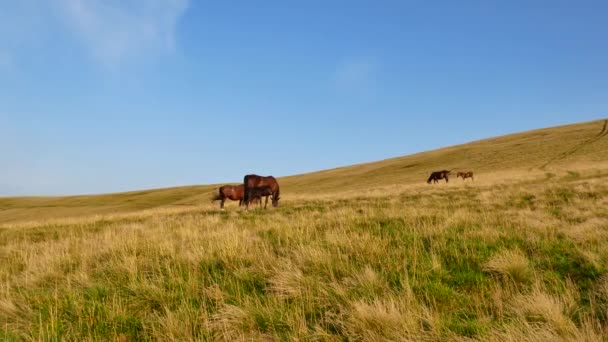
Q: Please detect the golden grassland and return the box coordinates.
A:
[0,119,608,340]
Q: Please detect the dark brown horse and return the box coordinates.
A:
[211,184,245,209]
[247,186,274,209]
[427,170,451,184]
[457,171,474,181]
[243,174,280,209]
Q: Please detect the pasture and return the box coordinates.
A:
[1,119,607,340]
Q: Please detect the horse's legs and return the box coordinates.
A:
[264,196,269,209]
[220,198,225,210]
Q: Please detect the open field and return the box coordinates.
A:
[1,119,608,340]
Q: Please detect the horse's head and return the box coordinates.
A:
[272,194,280,207]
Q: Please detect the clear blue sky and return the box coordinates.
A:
[1,1,606,196]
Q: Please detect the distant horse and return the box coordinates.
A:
[211,184,245,210]
[457,171,474,181]
[427,170,451,184]
[243,174,280,209]
[247,186,274,209]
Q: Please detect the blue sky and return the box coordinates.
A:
[1,1,607,196]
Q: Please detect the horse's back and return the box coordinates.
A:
[244,174,278,188]
[244,174,261,187]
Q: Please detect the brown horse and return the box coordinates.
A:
[457,171,474,181]
[211,184,245,209]
[243,174,280,209]
[427,170,451,184]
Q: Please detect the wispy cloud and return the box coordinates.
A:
[332,58,377,94]
[55,0,190,66]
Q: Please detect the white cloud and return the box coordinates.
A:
[333,58,377,94]
[55,0,190,66]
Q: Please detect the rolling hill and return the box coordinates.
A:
[1,118,606,223]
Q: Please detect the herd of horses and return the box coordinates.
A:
[212,170,473,209]
[212,174,281,210]
[427,170,474,183]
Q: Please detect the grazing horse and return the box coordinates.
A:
[247,186,274,209]
[243,174,280,209]
[457,171,474,181]
[211,184,245,210]
[427,170,451,184]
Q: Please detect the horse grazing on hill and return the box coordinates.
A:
[211,184,245,210]
[243,174,280,209]
[457,171,474,181]
[427,170,451,184]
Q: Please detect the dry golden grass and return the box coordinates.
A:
[0,119,607,340]
[0,164,607,340]
[483,249,532,284]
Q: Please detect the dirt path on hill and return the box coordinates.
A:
[540,119,608,169]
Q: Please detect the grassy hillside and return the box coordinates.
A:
[1,118,607,224]
[281,118,608,193]
[1,166,608,340]
[0,185,217,224]
[0,119,607,340]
